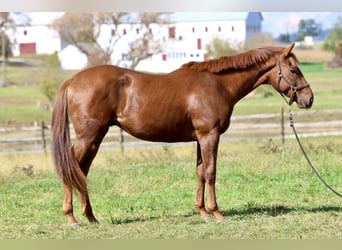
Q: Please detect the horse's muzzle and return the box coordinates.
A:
[297,95,314,109]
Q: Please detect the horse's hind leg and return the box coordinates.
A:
[73,141,99,223]
[63,184,78,227]
[72,125,109,224]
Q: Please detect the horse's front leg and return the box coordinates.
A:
[195,142,211,221]
[197,133,225,223]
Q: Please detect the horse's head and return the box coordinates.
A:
[270,43,314,109]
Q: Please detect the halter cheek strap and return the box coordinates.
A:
[276,55,310,106]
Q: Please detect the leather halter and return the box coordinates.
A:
[276,55,310,105]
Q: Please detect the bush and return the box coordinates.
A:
[38,68,65,106]
[205,36,243,59]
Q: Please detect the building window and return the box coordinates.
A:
[231,26,235,32]
[169,27,176,39]
[205,27,208,32]
[218,26,221,32]
[197,38,202,50]
[192,27,195,33]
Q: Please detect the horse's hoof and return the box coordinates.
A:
[70,223,80,228]
[203,216,212,223]
[216,217,226,224]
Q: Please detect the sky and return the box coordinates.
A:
[28,12,342,38]
[262,12,342,37]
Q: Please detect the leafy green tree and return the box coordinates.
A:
[0,33,12,58]
[296,19,321,41]
[323,16,342,60]
[278,33,291,43]
[38,52,63,105]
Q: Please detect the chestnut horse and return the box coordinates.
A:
[51,44,313,226]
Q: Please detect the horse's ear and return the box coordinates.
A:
[284,43,295,58]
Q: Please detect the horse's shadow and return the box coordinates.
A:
[109,205,342,225]
[221,204,342,218]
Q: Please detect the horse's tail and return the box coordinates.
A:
[51,79,88,196]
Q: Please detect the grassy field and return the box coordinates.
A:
[0,54,76,126]
[1,138,342,239]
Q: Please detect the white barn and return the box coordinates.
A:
[137,12,263,72]
[12,12,263,72]
[12,25,61,56]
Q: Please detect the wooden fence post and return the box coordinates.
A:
[119,128,124,153]
[280,107,285,144]
[41,120,47,152]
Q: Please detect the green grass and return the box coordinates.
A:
[0,85,51,125]
[0,54,77,126]
[1,138,342,239]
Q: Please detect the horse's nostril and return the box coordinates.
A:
[307,96,314,107]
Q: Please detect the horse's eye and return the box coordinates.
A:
[290,69,297,74]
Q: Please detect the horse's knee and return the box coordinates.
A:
[196,163,205,179]
[204,170,216,184]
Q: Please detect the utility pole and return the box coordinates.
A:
[1,27,6,86]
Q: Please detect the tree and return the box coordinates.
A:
[0,12,30,27]
[324,16,342,61]
[296,19,321,41]
[51,12,171,69]
[278,20,296,43]
[278,33,292,44]
[0,12,30,57]
[0,32,12,58]
[205,36,243,59]
[0,12,30,86]
[0,13,11,59]
[38,52,63,106]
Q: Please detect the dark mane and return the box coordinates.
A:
[182,47,285,73]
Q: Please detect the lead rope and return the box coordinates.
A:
[289,109,342,198]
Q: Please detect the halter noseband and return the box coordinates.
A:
[276,55,310,106]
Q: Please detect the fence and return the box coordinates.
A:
[1,109,342,155]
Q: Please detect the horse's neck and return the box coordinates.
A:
[220,60,274,104]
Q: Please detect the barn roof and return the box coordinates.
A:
[170,12,260,22]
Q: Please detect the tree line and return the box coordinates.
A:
[278,17,342,60]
